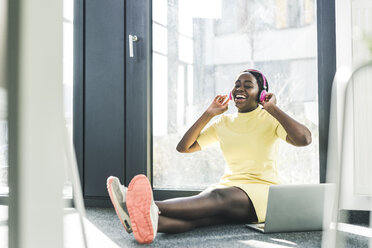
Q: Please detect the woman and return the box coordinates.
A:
[107,69,312,244]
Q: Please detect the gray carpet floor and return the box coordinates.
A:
[0,206,369,247]
[85,207,369,248]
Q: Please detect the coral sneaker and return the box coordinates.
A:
[126,174,159,244]
[106,176,132,233]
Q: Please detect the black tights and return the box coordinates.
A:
[155,187,258,234]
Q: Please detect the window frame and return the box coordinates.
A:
[70,0,335,207]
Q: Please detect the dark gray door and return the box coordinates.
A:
[75,0,151,205]
[84,0,125,198]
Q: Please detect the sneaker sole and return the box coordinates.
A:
[126,174,155,244]
[106,176,132,233]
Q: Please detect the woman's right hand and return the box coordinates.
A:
[206,94,230,116]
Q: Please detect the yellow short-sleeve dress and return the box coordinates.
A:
[196,106,287,223]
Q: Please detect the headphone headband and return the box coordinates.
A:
[242,69,267,90]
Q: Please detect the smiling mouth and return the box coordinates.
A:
[234,94,247,103]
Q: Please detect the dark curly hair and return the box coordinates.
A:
[242,69,269,102]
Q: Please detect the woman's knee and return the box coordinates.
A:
[208,188,240,213]
[209,188,227,203]
[209,187,244,203]
[205,188,229,213]
[209,187,256,219]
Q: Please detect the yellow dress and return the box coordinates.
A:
[196,106,287,223]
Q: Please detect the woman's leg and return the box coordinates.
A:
[155,186,257,226]
[157,215,229,234]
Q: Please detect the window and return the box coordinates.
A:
[152,0,319,190]
[276,0,315,29]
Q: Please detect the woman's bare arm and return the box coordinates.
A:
[176,95,230,153]
[261,93,312,147]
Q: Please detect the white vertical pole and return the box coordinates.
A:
[7,0,64,247]
[0,0,6,89]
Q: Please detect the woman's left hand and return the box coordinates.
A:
[260,92,277,108]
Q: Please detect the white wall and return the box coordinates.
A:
[327,0,372,210]
[7,0,65,247]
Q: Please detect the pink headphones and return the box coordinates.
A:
[229,69,268,103]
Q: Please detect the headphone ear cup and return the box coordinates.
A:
[259,90,267,102]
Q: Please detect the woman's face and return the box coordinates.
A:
[231,72,260,112]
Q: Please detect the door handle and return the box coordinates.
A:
[128,34,138,58]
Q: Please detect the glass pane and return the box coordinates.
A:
[63,0,74,198]
[153,0,167,25]
[152,0,319,190]
[153,23,168,55]
[178,35,193,63]
[153,53,168,136]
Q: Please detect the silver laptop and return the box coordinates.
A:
[246,183,335,233]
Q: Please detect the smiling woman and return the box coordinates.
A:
[110,66,312,242]
[152,0,319,191]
